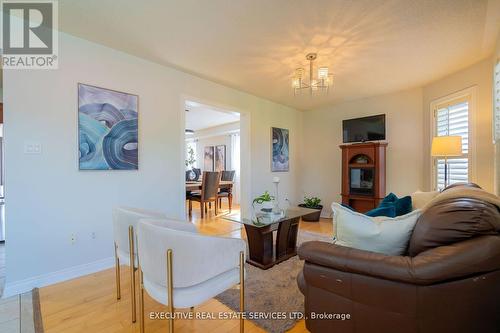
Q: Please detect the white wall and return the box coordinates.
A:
[189,121,240,171]
[422,58,495,193]
[300,58,497,218]
[301,88,424,217]
[4,33,302,294]
[194,135,232,171]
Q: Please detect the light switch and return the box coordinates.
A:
[24,142,42,154]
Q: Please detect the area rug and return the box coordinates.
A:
[215,231,333,333]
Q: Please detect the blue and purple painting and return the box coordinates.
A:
[78,84,138,170]
[272,127,289,172]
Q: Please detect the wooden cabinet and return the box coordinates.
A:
[340,142,387,212]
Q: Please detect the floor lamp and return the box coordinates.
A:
[431,136,462,188]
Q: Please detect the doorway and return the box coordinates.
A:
[184,100,241,219]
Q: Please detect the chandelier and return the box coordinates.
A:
[292,53,333,95]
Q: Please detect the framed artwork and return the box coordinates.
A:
[215,145,226,172]
[78,83,138,170]
[271,127,289,172]
[203,146,214,171]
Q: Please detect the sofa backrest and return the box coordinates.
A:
[408,185,500,257]
[441,182,481,192]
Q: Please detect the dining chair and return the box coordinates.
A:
[187,171,220,218]
[136,218,246,333]
[218,170,235,211]
[112,207,167,323]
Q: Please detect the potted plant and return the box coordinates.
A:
[185,146,199,181]
[185,146,196,169]
[252,191,275,213]
[299,196,323,222]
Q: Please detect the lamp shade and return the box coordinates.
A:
[431,136,462,157]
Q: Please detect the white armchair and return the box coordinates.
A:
[137,218,246,333]
[112,207,168,323]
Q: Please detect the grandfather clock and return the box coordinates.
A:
[339,142,387,213]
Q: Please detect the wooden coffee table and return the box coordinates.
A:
[224,207,318,269]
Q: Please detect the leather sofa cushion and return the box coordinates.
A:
[408,197,500,257]
[298,236,500,285]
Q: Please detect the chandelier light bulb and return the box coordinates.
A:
[318,67,329,80]
[295,68,304,79]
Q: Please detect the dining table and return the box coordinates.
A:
[185,180,234,210]
[185,180,233,191]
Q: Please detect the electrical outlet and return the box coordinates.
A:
[24,141,42,154]
[91,232,96,240]
[70,233,77,244]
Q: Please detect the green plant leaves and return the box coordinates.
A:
[303,196,321,208]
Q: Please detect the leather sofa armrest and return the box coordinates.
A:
[298,241,416,284]
[298,236,500,285]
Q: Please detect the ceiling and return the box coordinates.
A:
[185,100,240,132]
[59,0,500,111]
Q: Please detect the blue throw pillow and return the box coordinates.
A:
[394,196,412,216]
[379,193,412,216]
[365,205,396,218]
[379,192,398,206]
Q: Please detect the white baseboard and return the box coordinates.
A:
[2,256,114,298]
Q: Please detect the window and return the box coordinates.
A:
[431,88,475,191]
[185,140,197,169]
[495,60,500,142]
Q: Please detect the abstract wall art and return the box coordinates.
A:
[215,145,226,172]
[78,83,138,170]
[203,146,214,171]
[271,127,289,172]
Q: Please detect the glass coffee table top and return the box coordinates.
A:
[223,207,317,228]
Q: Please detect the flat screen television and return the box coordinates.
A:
[343,114,386,143]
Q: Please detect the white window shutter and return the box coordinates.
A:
[435,101,469,190]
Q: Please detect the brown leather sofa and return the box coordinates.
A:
[297,184,500,333]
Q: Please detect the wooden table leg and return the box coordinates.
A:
[276,217,300,262]
[244,224,274,269]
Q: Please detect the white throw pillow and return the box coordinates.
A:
[332,202,421,256]
[411,190,439,210]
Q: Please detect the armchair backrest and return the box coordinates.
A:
[142,218,198,233]
[112,207,167,255]
[137,219,245,288]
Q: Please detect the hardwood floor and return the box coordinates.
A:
[39,203,333,333]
